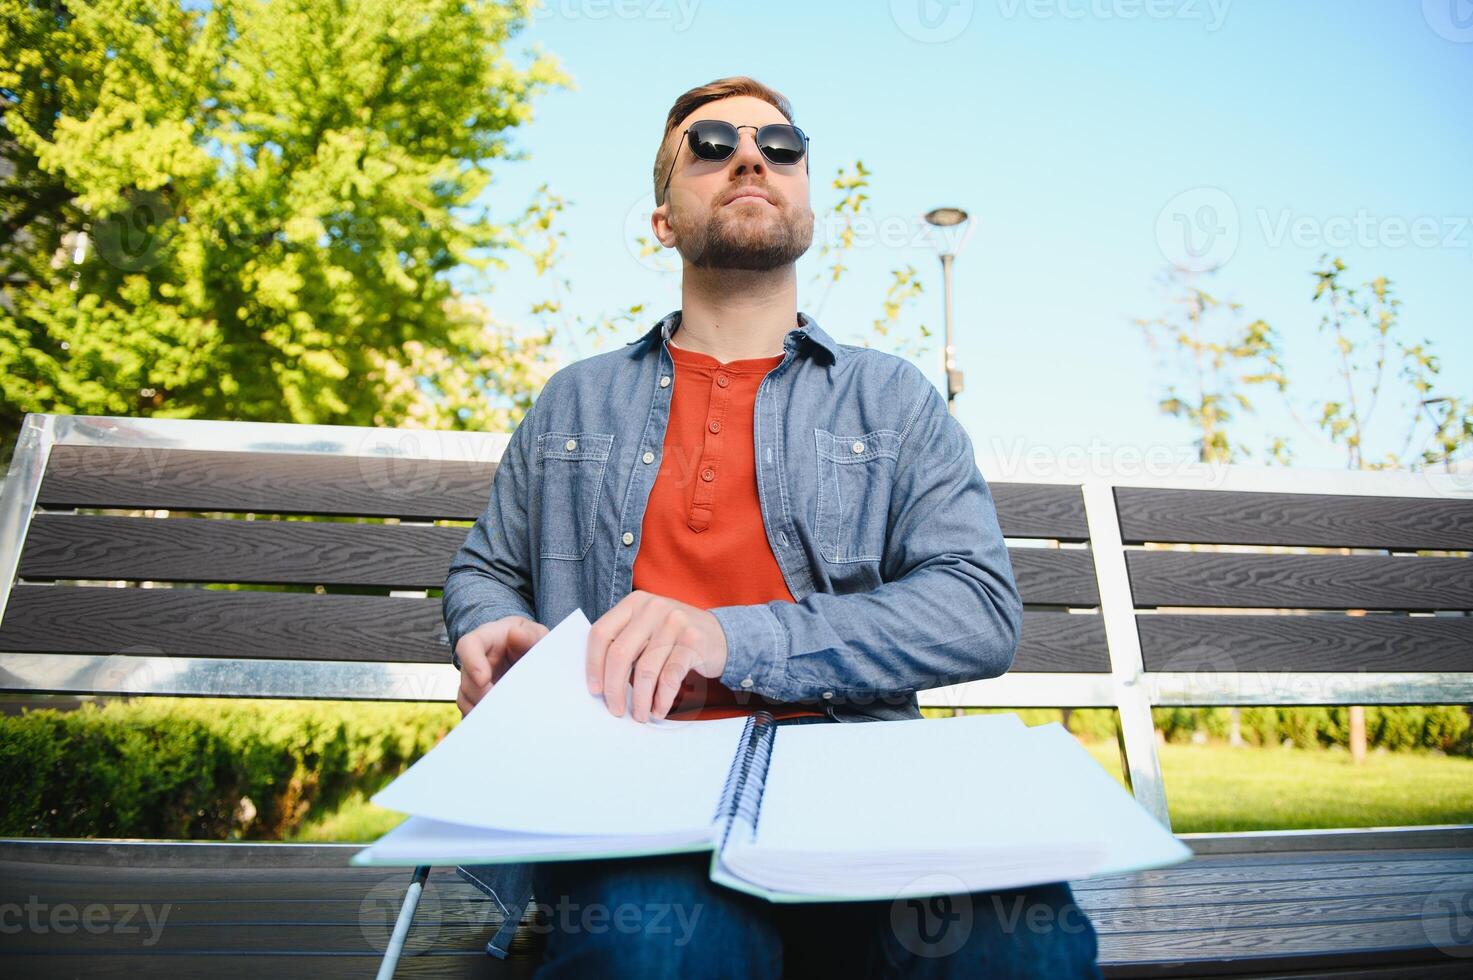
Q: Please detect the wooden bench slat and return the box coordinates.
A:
[1013,612,1110,672]
[18,514,1099,605]
[19,514,468,588]
[0,585,447,663]
[0,955,530,980]
[1010,548,1100,605]
[37,445,499,520]
[1115,487,1473,550]
[1127,551,1473,611]
[1136,613,1473,672]
[991,483,1090,541]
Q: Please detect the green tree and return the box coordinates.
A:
[0,0,568,458]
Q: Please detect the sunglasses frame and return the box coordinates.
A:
[659,120,810,204]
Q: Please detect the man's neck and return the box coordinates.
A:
[673,264,799,361]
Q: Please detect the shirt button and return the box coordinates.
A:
[566,439,578,451]
[716,375,729,387]
[659,376,671,388]
[740,677,754,688]
[642,451,655,464]
[621,532,634,546]
[708,419,721,433]
[701,468,715,482]
[852,441,865,454]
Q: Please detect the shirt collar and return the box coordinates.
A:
[625,310,840,366]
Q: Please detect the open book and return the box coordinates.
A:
[352,609,1191,902]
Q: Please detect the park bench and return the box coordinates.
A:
[1,410,1470,977]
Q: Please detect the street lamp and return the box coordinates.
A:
[923,207,973,415]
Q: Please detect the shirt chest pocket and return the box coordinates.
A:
[535,431,615,560]
[813,427,901,564]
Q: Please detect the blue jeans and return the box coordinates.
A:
[527,718,1102,978]
[529,848,1101,979]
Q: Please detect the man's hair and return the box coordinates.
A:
[653,76,796,206]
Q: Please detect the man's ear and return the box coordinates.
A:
[651,202,677,249]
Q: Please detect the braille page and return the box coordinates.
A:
[369,607,746,839]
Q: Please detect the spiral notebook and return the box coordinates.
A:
[351,608,1191,902]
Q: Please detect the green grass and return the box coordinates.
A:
[290,789,408,842]
[291,740,1473,842]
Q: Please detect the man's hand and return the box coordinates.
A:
[455,615,549,717]
[586,590,729,723]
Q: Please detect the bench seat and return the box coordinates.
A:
[4,830,1469,977]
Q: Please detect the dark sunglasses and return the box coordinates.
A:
[660,120,809,203]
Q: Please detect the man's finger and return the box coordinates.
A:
[602,601,666,717]
[627,642,668,719]
[586,594,642,696]
[457,638,493,689]
[652,644,695,721]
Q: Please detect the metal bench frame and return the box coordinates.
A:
[2,412,1470,976]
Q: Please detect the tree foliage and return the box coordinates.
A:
[0,0,568,457]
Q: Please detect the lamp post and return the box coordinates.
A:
[923,207,972,415]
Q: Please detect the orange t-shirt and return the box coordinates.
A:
[633,336,825,722]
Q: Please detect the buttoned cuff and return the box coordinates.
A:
[710,602,789,700]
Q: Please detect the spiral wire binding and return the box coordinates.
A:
[713,709,778,851]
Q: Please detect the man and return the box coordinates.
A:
[443,76,1101,978]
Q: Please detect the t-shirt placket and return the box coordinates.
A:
[687,369,731,533]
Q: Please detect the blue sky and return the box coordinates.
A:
[474,0,1472,473]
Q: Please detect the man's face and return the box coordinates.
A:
[653,95,814,271]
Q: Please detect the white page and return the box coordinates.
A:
[356,814,717,866]
[370,608,747,837]
[722,716,1189,899]
[752,712,1050,853]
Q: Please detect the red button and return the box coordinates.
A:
[708,419,721,433]
[701,468,715,481]
[716,375,730,387]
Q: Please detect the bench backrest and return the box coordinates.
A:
[2,413,1469,828]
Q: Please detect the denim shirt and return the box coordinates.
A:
[441,309,1023,952]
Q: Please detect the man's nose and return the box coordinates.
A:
[728,129,767,178]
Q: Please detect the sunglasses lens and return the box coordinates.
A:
[757,125,806,165]
[688,120,739,160]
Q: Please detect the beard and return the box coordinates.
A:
[667,188,815,271]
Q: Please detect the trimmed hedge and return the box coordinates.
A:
[6,700,1469,840]
[1153,705,1472,755]
[0,698,458,839]
[935,705,1472,756]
